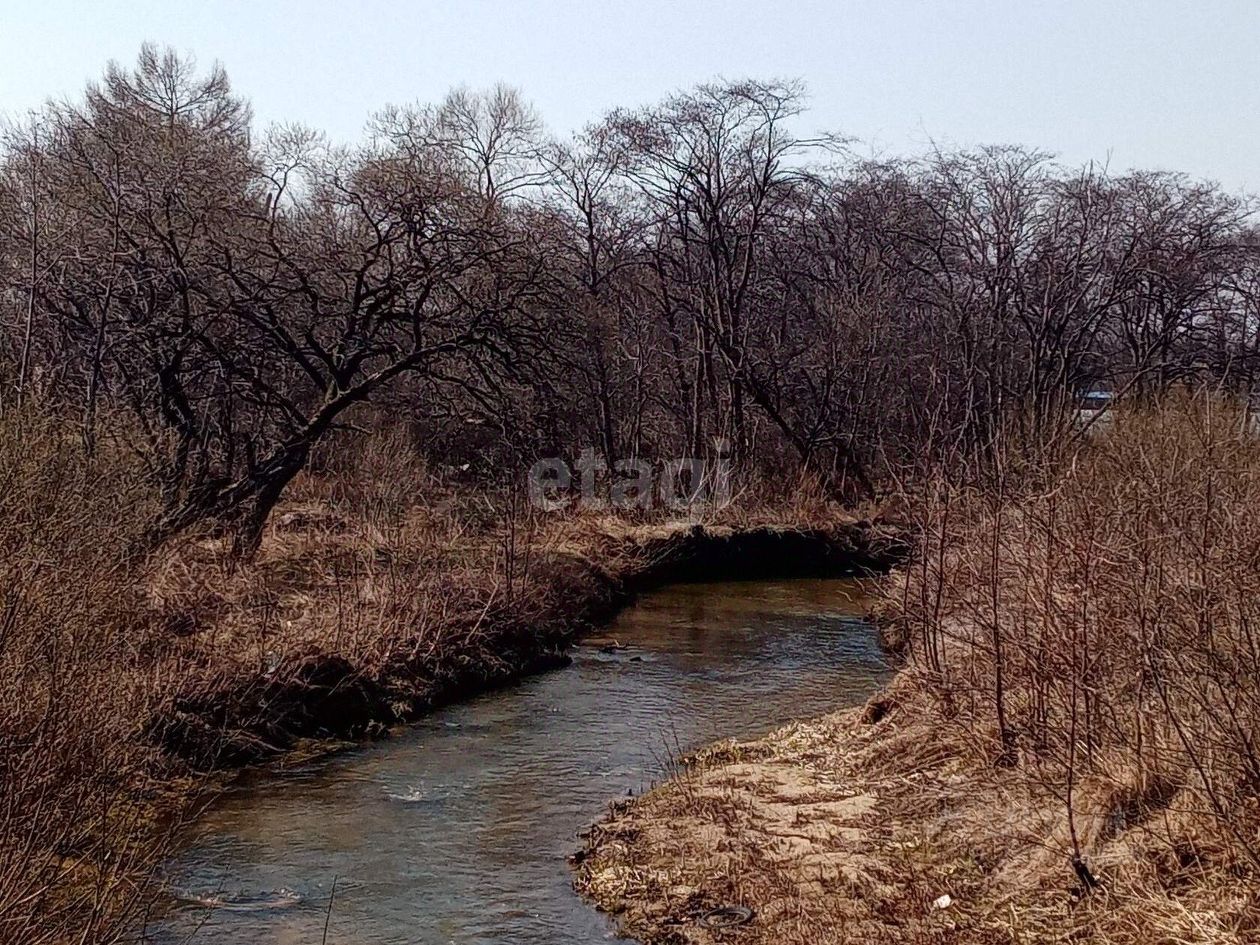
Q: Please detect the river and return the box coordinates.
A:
[145,577,888,945]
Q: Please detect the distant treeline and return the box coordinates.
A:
[2,45,1257,546]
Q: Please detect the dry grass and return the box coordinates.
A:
[0,407,172,945]
[142,427,619,761]
[578,395,1260,945]
[885,393,1260,941]
[0,412,876,943]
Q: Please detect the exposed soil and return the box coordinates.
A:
[575,676,1260,945]
[575,700,956,945]
[149,520,907,771]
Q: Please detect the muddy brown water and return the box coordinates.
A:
[145,577,888,945]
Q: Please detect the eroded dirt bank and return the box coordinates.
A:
[151,520,906,770]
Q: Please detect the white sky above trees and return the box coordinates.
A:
[1,0,1255,193]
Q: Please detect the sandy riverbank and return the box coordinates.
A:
[575,671,1254,945]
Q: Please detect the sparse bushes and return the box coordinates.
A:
[885,394,1260,937]
[578,397,1260,945]
[0,408,167,945]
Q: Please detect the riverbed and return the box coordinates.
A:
[145,577,888,944]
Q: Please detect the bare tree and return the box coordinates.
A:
[3,55,1257,547]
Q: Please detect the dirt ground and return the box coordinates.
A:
[575,680,1259,945]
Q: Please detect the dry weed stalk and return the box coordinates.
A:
[888,393,1260,938]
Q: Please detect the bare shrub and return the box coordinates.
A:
[889,393,1260,934]
[0,408,169,944]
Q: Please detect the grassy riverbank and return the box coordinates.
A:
[577,398,1260,944]
[0,413,902,945]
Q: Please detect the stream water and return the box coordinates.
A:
[145,577,888,945]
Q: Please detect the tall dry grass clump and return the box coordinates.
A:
[888,393,1260,940]
[144,420,622,765]
[0,408,172,945]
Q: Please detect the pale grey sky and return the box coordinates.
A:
[1,0,1255,192]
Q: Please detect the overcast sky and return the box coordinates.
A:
[1,0,1255,192]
